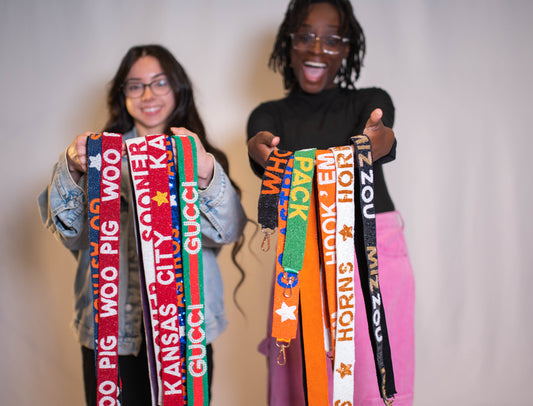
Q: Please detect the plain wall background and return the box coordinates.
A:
[1,1,532,405]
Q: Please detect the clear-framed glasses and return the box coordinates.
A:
[289,32,349,55]
[122,76,171,98]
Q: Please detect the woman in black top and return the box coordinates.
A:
[247,1,414,405]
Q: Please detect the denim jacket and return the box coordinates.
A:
[38,129,247,355]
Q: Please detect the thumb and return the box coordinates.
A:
[270,135,281,148]
[366,108,383,128]
[258,131,280,148]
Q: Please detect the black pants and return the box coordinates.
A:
[82,335,213,406]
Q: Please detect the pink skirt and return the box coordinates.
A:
[258,211,415,405]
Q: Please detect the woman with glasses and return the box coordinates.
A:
[39,44,247,405]
[247,1,414,405]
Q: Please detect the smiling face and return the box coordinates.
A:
[290,2,349,94]
[124,55,176,137]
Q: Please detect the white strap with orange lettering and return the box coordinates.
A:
[330,145,357,405]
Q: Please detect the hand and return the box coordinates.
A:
[247,131,280,168]
[170,127,214,189]
[66,131,93,182]
[363,108,395,161]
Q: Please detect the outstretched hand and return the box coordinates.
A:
[170,127,215,189]
[247,131,280,168]
[362,108,395,161]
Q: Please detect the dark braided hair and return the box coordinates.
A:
[269,0,366,90]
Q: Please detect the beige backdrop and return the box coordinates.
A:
[1,1,532,405]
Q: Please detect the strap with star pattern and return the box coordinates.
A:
[271,156,296,363]
[147,134,185,406]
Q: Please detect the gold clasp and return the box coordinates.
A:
[261,228,275,252]
[276,341,290,366]
[282,272,296,298]
[380,368,394,405]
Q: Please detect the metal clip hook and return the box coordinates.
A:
[276,341,290,366]
[261,228,274,252]
[282,273,296,298]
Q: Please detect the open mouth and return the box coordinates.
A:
[303,61,327,82]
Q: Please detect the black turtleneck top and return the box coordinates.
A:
[247,87,396,213]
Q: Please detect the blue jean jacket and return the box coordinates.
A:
[38,129,247,355]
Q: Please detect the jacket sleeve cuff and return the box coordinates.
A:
[198,157,224,206]
[55,148,86,207]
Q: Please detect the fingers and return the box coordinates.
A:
[170,127,214,188]
[170,127,208,154]
[170,127,208,155]
[170,126,194,137]
[67,133,90,171]
[248,131,280,168]
[66,131,94,182]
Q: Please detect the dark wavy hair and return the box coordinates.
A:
[104,44,247,312]
[269,0,366,90]
[104,44,233,180]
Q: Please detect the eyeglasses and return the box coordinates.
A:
[122,77,171,98]
[289,33,349,55]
